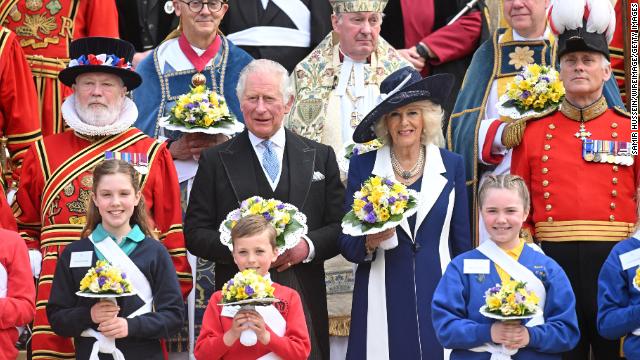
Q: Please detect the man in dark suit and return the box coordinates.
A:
[185,59,345,360]
[220,0,333,72]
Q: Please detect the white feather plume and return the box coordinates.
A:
[550,0,586,34]
[586,0,616,43]
[551,0,616,44]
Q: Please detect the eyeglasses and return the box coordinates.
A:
[180,0,225,13]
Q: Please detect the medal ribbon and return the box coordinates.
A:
[178,33,221,72]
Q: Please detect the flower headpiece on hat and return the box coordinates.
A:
[58,37,142,90]
[549,0,616,59]
[68,54,132,70]
[329,0,388,13]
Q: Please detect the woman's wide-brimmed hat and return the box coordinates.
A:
[58,37,142,90]
[352,67,454,143]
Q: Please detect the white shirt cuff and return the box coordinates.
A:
[302,235,315,263]
[492,123,508,154]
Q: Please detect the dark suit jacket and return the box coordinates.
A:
[116,0,178,51]
[185,128,344,359]
[220,0,332,72]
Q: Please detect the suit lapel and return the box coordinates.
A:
[236,0,260,27]
[261,0,281,26]
[414,144,448,238]
[371,146,413,239]
[285,130,315,210]
[219,131,259,204]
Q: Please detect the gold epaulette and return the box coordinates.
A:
[502,106,559,149]
[520,228,534,244]
[613,106,631,118]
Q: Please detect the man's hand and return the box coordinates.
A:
[98,317,128,339]
[168,133,229,160]
[398,47,426,71]
[90,301,120,324]
[272,238,310,272]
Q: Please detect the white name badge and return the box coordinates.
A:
[70,251,93,268]
[221,305,240,318]
[619,248,640,270]
[463,259,491,274]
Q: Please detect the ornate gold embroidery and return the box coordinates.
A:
[25,0,44,11]
[66,188,91,214]
[508,46,534,70]
[80,174,93,188]
[297,98,323,123]
[46,0,62,15]
[63,182,75,197]
[69,215,87,225]
[8,5,21,21]
[16,13,56,39]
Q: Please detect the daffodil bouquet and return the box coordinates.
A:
[159,85,244,135]
[481,280,540,319]
[78,260,134,295]
[338,139,384,175]
[221,269,276,305]
[220,196,308,254]
[220,269,279,346]
[498,64,565,120]
[341,176,419,236]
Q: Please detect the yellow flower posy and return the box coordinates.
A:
[484,279,539,317]
[79,260,133,295]
[504,64,565,113]
[221,269,276,304]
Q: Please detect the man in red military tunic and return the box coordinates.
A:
[13,37,192,360]
[0,25,42,188]
[0,0,119,137]
[511,1,637,358]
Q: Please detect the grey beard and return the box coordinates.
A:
[74,98,123,126]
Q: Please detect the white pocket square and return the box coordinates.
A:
[312,171,325,181]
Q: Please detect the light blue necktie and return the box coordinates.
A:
[261,140,279,182]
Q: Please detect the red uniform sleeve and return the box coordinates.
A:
[481,120,506,165]
[422,10,482,66]
[0,191,16,231]
[265,288,311,360]
[73,0,119,38]
[143,145,192,298]
[13,144,45,250]
[194,292,231,360]
[0,28,42,186]
[0,229,36,329]
[511,131,535,237]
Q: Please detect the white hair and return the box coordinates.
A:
[236,59,292,100]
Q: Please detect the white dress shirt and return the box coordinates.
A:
[248,127,315,261]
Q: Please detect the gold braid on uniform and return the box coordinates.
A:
[502,118,528,149]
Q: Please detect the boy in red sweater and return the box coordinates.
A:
[195,215,310,359]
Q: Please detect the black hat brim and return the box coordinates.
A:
[352,73,454,143]
[558,30,610,60]
[59,65,142,90]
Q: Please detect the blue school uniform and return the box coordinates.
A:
[597,234,640,359]
[431,244,579,359]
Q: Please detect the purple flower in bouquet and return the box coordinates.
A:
[364,212,377,224]
[245,285,255,297]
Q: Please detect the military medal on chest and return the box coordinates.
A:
[582,139,634,166]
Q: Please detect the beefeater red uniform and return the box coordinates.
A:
[14,128,192,359]
[0,25,42,187]
[0,0,118,137]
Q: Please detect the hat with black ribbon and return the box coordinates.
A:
[550,0,616,60]
[59,37,142,90]
[352,66,454,143]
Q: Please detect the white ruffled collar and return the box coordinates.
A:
[61,94,138,137]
